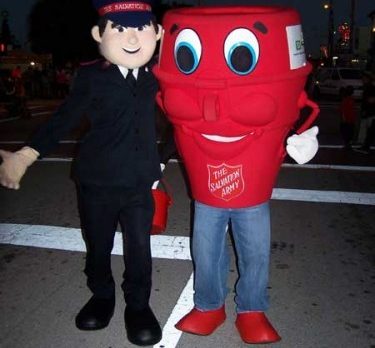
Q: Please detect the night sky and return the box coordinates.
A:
[1,0,374,57]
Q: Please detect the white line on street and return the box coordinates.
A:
[38,157,74,162]
[318,144,369,149]
[0,223,192,348]
[0,117,18,123]
[0,223,191,260]
[281,163,375,172]
[271,188,375,205]
[154,273,194,348]
[31,111,53,116]
[0,110,53,123]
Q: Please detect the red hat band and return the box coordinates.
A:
[98,2,151,16]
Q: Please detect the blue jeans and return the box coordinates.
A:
[192,201,271,313]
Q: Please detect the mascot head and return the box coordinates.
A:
[153,6,316,207]
[91,0,162,68]
[154,6,311,159]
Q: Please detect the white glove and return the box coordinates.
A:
[0,146,39,189]
[152,163,166,190]
[286,126,319,165]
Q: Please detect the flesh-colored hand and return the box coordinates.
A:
[0,147,39,189]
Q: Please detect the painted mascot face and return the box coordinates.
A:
[154,6,314,207]
[154,6,310,160]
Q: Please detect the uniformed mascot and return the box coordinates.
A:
[0,0,163,346]
[153,5,319,344]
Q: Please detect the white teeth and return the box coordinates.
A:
[201,134,246,143]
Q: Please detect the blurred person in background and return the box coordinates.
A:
[355,72,375,154]
[339,85,357,150]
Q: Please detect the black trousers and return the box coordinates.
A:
[77,184,154,310]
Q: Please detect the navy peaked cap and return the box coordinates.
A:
[93,0,156,27]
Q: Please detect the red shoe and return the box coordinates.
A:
[235,312,281,344]
[175,306,226,335]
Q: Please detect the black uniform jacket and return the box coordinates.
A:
[29,61,161,187]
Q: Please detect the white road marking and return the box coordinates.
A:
[1,186,374,254]
[0,223,192,348]
[0,107,56,123]
[284,163,375,172]
[31,111,52,116]
[0,117,18,123]
[0,223,191,260]
[272,188,375,205]
[1,177,374,348]
[1,146,374,348]
[154,273,194,348]
[318,144,374,149]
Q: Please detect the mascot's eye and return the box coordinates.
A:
[224,28,259,75]
[174,29,202,74]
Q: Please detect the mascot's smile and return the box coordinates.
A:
[202,134,247,143]
[123,47,141,54]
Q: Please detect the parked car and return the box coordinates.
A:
[312,67,363,99]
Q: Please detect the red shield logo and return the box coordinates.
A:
[207,163,245,201]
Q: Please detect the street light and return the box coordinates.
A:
[323,0,334,64]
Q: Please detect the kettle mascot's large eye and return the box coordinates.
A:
[174,28,202,74]
[224,28,259,75]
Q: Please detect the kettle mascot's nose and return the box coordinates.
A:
[203,94,219,121]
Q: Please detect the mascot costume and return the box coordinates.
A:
[0,1,163,346]
[153,6,319,344]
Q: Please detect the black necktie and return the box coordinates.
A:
[126,69,136,89]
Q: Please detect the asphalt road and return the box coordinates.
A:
[0,98,374,348]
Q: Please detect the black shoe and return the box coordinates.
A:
[125,305,162,346]
[75,296,115,330]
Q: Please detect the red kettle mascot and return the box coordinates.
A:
[154,6,319,344]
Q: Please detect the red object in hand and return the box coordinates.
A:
[151,188,172,234]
